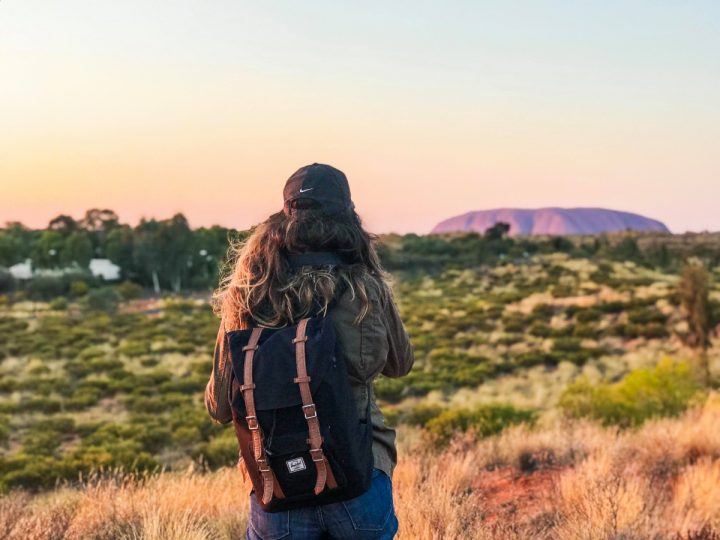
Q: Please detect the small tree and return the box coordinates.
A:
[678,262,715,384]
[484,222,511,241]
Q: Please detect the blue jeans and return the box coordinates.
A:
[246,468,399,539]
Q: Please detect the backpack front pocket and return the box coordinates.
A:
[266,432,334,497]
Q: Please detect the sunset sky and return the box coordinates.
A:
[1,1,719,234]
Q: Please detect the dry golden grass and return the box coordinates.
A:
[2,395,720,540]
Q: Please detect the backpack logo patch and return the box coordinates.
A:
[286,457,307,473]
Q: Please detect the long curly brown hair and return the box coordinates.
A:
[213,200,392,330]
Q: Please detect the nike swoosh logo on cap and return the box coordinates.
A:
[299,187,314,193]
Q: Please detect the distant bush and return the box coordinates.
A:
[528,321,552,338]
[502,313,527,333]
[597,301,627,314]
[69,280,90,297]
[575,308,602,323]
[374,377,406,402]
[552,337,601,365]
[551,284,576,298]
[559,359,702,427]
[22,397,62,414]
[118,339,151,357]
[25,276,68,300]
[0,415,9,444]
[426,404,536,445]
[627,306,667,325]
[572,323,597,338]
[84,287,121,313]
[124,392,188,414]
[195,431,239,469]
[116,281,142,300]
[531,303,555,319]
[66,387,102,410]
[48,297,68,310]
[0,269,15,293]
[513,350,558,368]
[608,322,670,340]
[402,403,447,426]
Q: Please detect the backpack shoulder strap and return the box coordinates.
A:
[240,327,285,503]
[293,319,338,494]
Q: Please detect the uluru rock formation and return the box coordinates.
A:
[431,208,670,236]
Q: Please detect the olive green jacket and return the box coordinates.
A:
[204,285,414,479]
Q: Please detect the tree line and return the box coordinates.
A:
[1,209,719,295]
[0,209,241,293]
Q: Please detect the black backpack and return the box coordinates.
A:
[226,302,375,512]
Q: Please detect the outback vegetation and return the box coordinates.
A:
[1,213,719,539]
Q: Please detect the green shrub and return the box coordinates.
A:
[529,321,552,338]
[426,404,536,445]
[22,430,63,456]
[513,350,558,368]
[69,280,90,297]
[77,346,107,361]
[195,431,239,469]
[116,281,143,300]
[380,407,399,427]
[553,337,582,352]
[124,392,188,414]
[84,287,121,313]
[0,270,16,293]
[0,415,9,444]
[551,284,575,298]
[597,301,626,314]
[576,308,602,323]
[22,397,62,414]
[627,307,667,325]
[373,377,406,402]
[118,340,151,357]
[497,334,523,346]
[0,400,18,414]
[49,297,68,310]
[639,323,669,339]
[559,359,702,427]
[402,403,447,426]
[0,453,76,490]
[502,314,527,333]
[573,323,597,338]
[25,276,68,300]
[531,303,555,319]
[66,388,102,410]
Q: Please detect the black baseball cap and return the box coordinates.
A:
[283,163,354,214]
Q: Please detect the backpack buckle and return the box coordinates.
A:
[292,336,308,344]
[242,344,259,352]
[256,457,271,473]
[302,404,317,420]
[309,448,325,462]
[246,415,259,430]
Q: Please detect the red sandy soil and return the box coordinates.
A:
[471,466,563,525]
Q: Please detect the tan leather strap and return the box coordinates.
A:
[241,328,283,504]
[293,319,336,494]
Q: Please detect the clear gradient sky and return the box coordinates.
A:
[1,1,719,234]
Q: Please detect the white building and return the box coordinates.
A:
[89,259,121,281]
[9,259,33,280]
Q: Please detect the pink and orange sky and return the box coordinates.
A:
[2,2,719,234]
